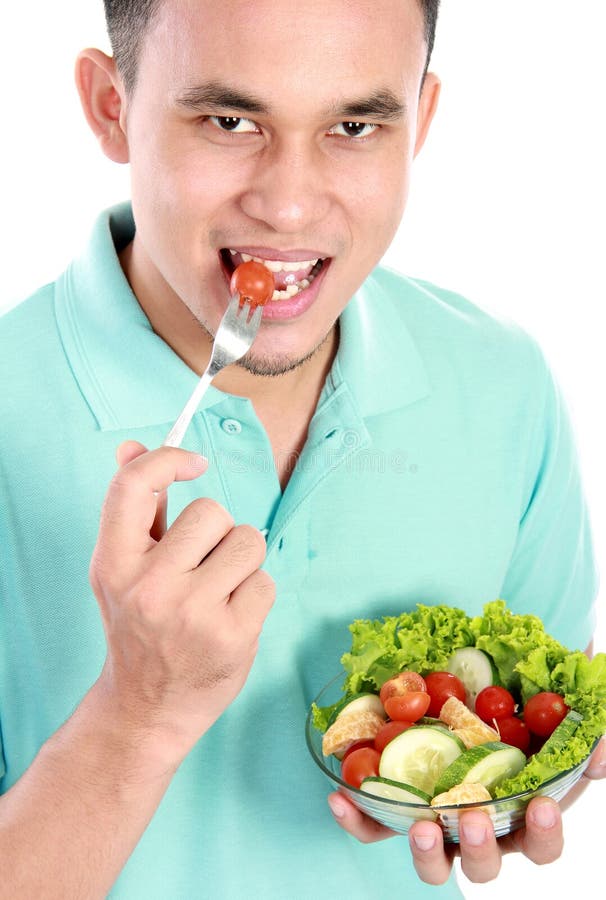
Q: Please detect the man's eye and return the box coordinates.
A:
[209,116,259,134]
[329,121,379,139]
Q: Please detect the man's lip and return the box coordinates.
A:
[222,246,330,263]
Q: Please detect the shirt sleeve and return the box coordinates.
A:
[500,348,599,651]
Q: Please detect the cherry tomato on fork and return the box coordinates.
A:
[230,260,275,306]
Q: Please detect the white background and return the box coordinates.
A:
[1,2,604,897]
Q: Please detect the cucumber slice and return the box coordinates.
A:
[360,776,432,805]
[379,726,465,796]
[537,709,583,753]
[433,741,526,795]
[447,648,497,709]
[327,692,386,728]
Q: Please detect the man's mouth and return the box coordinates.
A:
[220,249,327,301]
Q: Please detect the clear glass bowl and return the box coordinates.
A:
[306,673,595,843]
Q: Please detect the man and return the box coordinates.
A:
[0,1,603,897]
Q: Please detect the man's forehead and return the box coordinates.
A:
[144,0,427,111]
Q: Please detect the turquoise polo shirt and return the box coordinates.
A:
[0,204,597,899]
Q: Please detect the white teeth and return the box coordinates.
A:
[231,251,319,272]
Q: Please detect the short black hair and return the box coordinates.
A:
[103,0,441,94]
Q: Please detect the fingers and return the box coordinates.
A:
[510,798,563,865]
[99,445,208,560]
[229,567,276,630]
[192,524,267,599]
[115,441,167,541]
[408,821,454,885]
[327,793,395,843]
[584,736,606,779]
[152,497,234,572]
[457,811,502,882]
[115,440,148,468]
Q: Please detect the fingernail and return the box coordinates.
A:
[461,822,489,846]
[328,796,346,819]
[188,453,208,469]
[412,833,436,852]
[531,802,557,829]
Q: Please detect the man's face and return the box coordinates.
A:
[121,0,434,374]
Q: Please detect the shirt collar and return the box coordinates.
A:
[54,203,430,432]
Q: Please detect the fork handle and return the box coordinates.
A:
[163,366,216,448]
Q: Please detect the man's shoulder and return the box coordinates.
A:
[365,265,548,380]
[0,283,64,402]
[0,282,57,345]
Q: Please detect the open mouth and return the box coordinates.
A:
[220,249,328,302]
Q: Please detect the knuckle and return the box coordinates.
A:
[188,496,234,528]
[227,524,266,562]
[250,568,276,599]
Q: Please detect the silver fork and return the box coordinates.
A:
[163,294,263,448]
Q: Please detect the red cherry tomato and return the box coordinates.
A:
[523,692,569,738]
[341,740,375,762]
[383,691,431,723]
[374,720,414,753]
[495,716,531,753]
[379,672,427,706]
[424,672,466,718]
[475,686,516,724]
[340,746,381,789]
[230,260,275,306]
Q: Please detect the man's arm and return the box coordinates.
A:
[0,442,275,899]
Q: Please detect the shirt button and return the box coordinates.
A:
[221,418,242,435]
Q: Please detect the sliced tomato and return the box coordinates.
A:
[383,691,431,723]
[340,746,381,789]
[475,686,516,724]
[523,692,569,738]
[424,671,466,718]
[373,719,414,752]
[495,716,531,753]
[379,671,427,706]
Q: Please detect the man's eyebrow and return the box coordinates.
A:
[175,82,406,123]
[329,90,407,122]
[176,81,270,115]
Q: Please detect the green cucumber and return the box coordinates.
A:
[433,741,526,796]
[379,726,465,796]
[537,709,583,753]
[447,648,498,709]
[360,776,432,805]
[327,692,386,728]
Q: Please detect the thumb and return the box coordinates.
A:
[116,440,149,469]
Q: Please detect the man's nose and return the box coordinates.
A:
[239,140,332,233]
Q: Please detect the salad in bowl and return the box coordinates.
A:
[307,601,606,842]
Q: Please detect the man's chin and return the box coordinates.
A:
[236,329,335,378]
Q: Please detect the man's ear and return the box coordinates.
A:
[75,49,129,164]
[414,72,441,158]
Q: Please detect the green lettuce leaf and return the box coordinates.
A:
[469,600,566,694]
[340,604,474,695]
